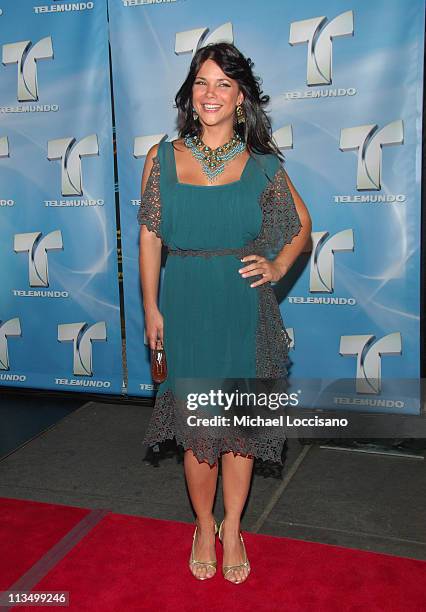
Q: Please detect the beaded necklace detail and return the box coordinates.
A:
[183,132,246,183]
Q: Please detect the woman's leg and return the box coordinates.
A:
[221,452,254,583]
[184,449,219,579]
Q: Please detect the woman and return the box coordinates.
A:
[138,42,311,584]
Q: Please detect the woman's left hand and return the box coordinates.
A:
[238,255,288,288]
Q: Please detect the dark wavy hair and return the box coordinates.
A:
[174,42,284,162]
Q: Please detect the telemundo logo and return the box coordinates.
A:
[288,229,356,306]
[13,230,69,297]
[0,316,27,382]
[34,3,94,14]
[340,121,404,189]
[0,318,21,371]
[48,134,99,198]
[285,11,356,99]
[336,121,406,202]
[0,136,15,205]
[289,11,354,86]
[56,321,111,387]
[1,35,59,113]
[340,332,402,394]
[2,36,53,102]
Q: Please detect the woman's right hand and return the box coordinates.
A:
[144,306,164,350]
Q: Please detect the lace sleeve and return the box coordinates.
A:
[254,165,302,261]
[137,155,162,240]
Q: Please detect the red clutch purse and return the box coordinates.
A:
[151,339,167,383]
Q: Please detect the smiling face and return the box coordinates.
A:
[192,59,244,129]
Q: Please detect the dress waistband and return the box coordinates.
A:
[167,246,250,258]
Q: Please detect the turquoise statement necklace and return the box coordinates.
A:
[184,132,246,183]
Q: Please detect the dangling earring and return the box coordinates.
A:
[236,104,245,124]
[192,107,199,121]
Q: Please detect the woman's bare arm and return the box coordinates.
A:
[138,143,164,348]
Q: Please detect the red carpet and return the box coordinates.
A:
[1,497,425,611]
[0,497,90,590]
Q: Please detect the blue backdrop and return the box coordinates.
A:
[0,0,123,393]
[0,0,424,415]
[108,0,424,414]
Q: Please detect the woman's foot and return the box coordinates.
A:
[218,519,251,584]
[189,516,218,580]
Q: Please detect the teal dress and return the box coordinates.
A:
[137,138,301,465]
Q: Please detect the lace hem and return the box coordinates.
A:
[142,389,286,466]
[137,156,162,240]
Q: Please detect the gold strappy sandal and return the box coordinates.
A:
[189,519,219,580]
[218,519,251,584]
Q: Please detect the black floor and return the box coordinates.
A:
[0,397,425,561]
[0,394,83,458]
